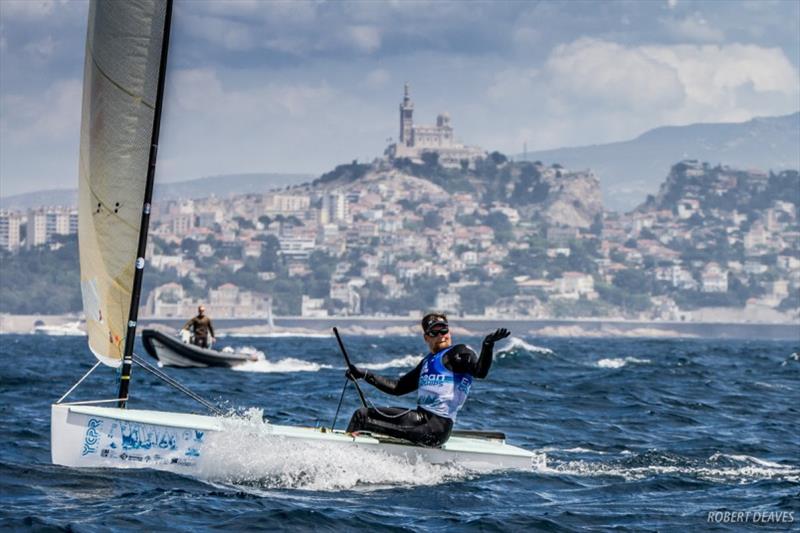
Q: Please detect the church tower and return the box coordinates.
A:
[399,83,414,147]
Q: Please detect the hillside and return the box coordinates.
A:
[4,155,796,320]
[519,112,800,212]
[310,153,603,228]
[642,161,800,214]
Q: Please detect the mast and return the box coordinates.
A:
[118,0,174,407]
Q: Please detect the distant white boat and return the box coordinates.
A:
[33,321,86,336]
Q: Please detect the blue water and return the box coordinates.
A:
[1,333,798,531]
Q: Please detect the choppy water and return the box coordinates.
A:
[1,333,798,531]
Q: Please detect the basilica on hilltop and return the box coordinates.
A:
[386,84,485,168]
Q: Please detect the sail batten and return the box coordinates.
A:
[78,0,170,367]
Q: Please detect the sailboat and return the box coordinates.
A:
[51,0,538,473]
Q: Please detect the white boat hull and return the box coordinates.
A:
[51,404,537,472]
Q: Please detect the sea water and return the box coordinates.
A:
[1,334,798,530]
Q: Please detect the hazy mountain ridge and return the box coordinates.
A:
[0,173,314,210]
[519,112,800,212]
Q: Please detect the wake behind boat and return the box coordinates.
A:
[32,321,86,337]
[142,329,258,368]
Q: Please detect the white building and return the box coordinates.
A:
[24,207,77,248]
[330,280,363,315]
[435,292,461,314]
[26,209,48,248]
[490,204,520,225]
[744,223,769,254]
[0,210,23,251]
[701,263,728,293]
[208,283,272,318]
[265,194,310,214]
[320,191,349,224]
[386,84,485,167]
[146,282,192,318]
[676,198,701,220]
[556,272,597,300]
[654,265,697,290]
[278,235,316,260]
[171,214,195,235]
[301,295,328,317]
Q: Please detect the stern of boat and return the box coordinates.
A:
[51,403,85,467]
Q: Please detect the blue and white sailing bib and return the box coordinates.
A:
[417,347,473,420]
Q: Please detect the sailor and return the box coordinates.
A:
[181,305,215,348]
[345,313,510,447]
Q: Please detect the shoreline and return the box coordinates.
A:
[2,313,798,340]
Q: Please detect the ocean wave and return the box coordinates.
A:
[595,357,651,369]
[539,446,612,455]
[496,337,554,358]
[541,450,799,483]
[753,381,793,390]
[220,345,264,359]
[225,332,333,339]
[781,352,799,366]
[232,357,331,373]
[193,409,487,491]
[360,354,421,370]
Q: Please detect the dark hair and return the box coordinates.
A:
[421,312,448,332]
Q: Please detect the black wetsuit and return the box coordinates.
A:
[346,343,494,447]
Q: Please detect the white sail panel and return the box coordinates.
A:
[79,0,168,366]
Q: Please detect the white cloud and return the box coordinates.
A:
[183,13,257,51]
[178,71,331,118]
[0,78,81,144]
[643,43,799,107]
[667,0,678,9]
[545,39,686,110]
[484,38,799,150]
[346,25,381,53]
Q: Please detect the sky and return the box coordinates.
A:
[1,0,798,198]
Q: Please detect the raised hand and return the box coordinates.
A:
[483,328,511,345]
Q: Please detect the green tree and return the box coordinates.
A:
[0,237,82,313]
[257,235,282,272]
[458,285,497,314]
[485,211,513,243]
[613,268,651,293]
[421,151,440,169]
[423,210,443,229]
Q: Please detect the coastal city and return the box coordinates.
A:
[1,88,798,326]
[2,2,800,527]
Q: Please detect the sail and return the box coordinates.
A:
[78,0,169,366]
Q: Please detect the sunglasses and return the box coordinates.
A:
[426,327,449,337]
